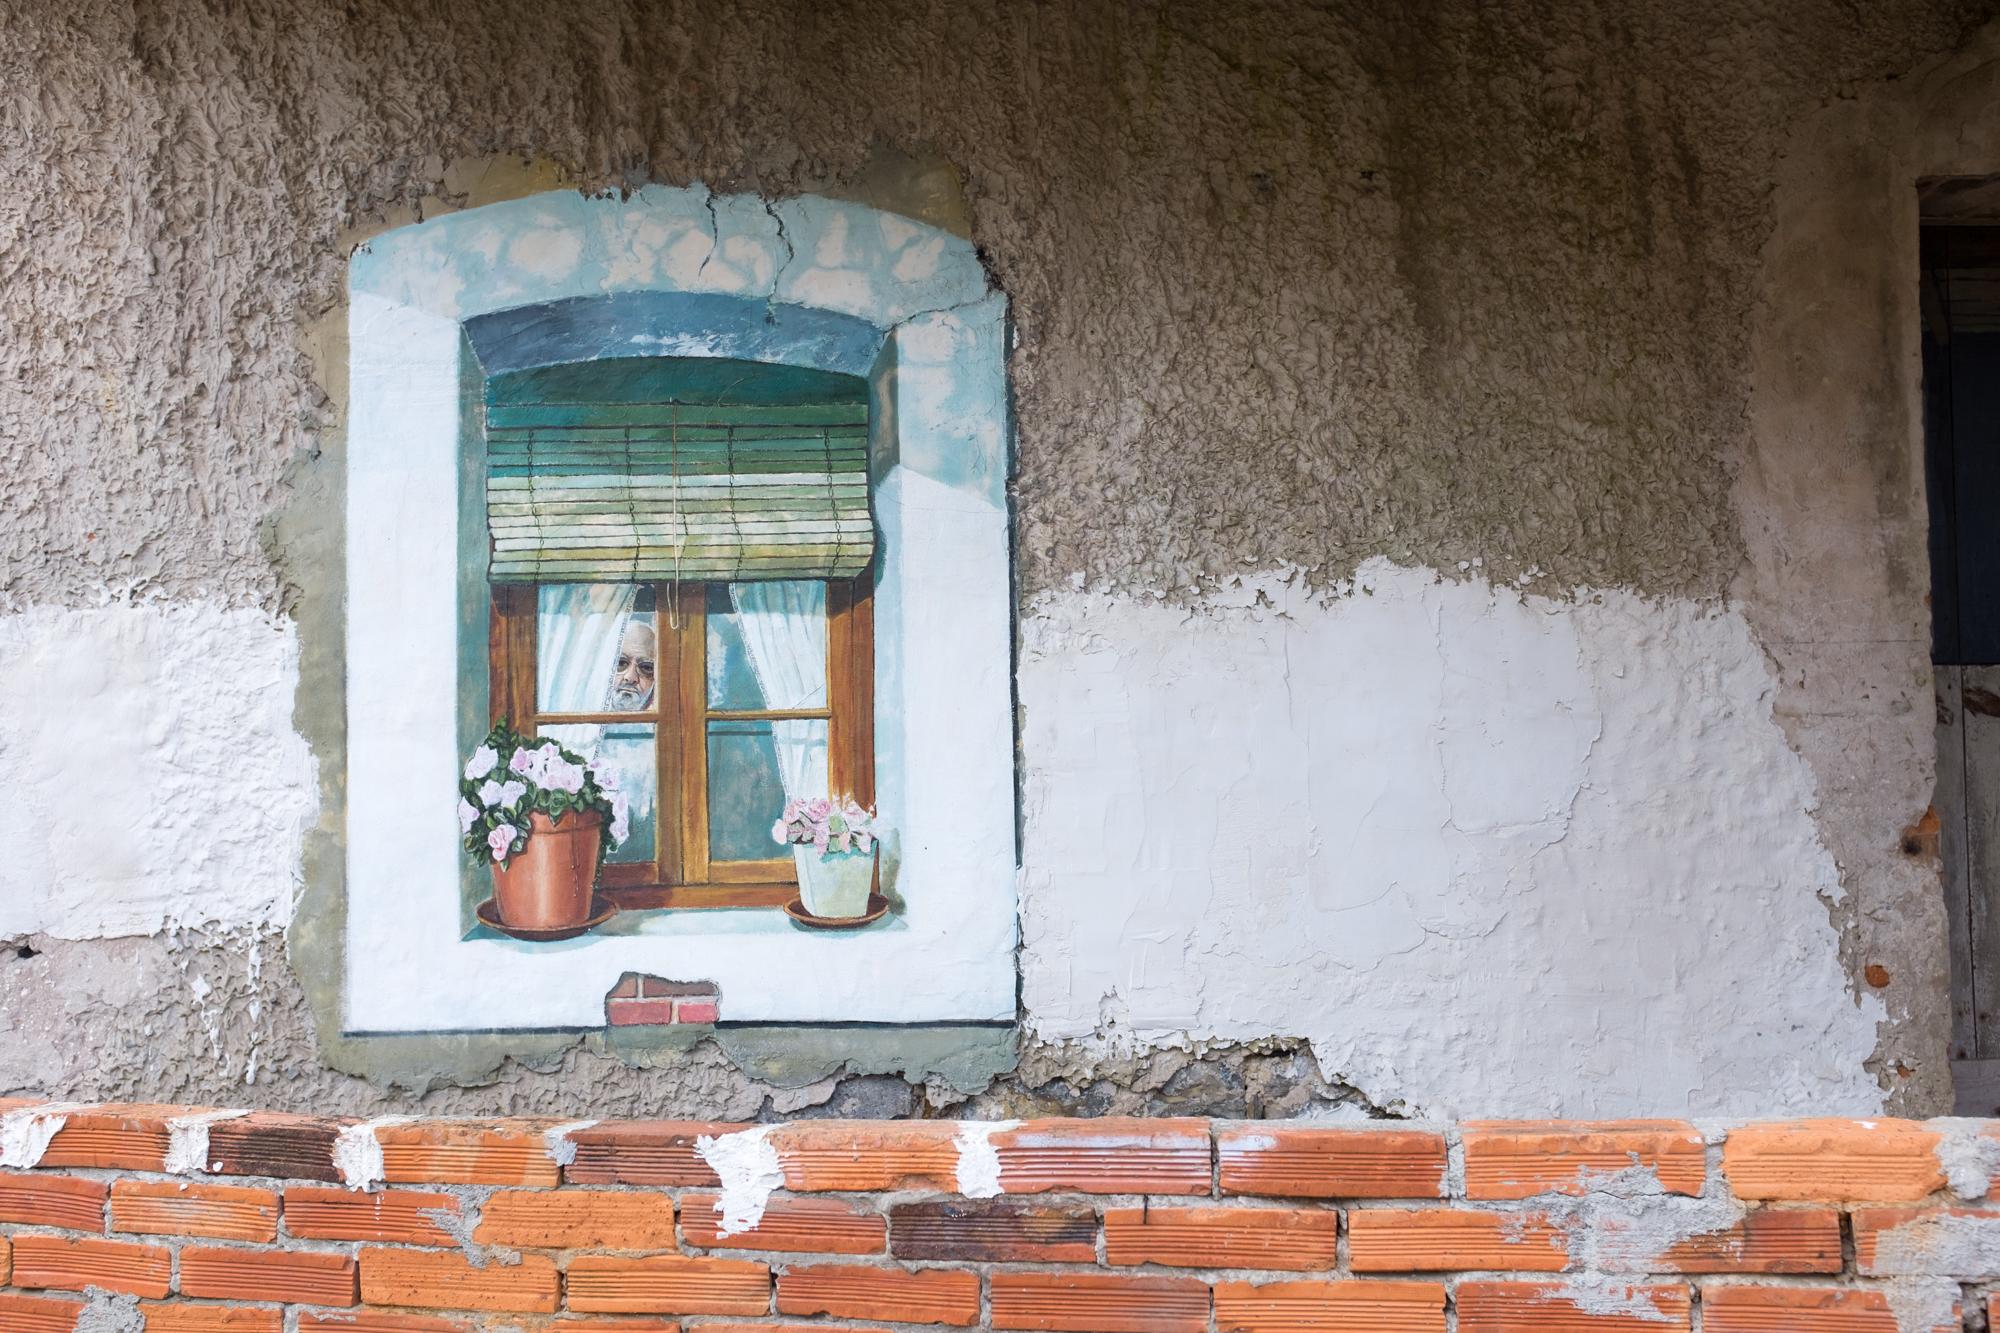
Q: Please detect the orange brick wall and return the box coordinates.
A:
[0,1103,1994,1331]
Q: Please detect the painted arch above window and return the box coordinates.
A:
[342,187,1014,1034]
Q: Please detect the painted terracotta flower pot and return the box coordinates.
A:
[793,845,876,919]
[492,811,603,930]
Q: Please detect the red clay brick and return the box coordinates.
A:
[0,1292,85,1333]
[1722,1119,1945,1202]
[0,1170,106,1231]
[1851,1205,2000,1276]
[283,1185,463,1244]
[777,1263,980,1325]
[889,1200,1098,1263]
[361,1247,561,1313]
[694,1326,884,1333]
[1105,1204,1338,1271]
[206,1112,350,1182]
[1218,1125,1448,1200]
[764,1120,962,1192]
[475,1188,676,1250]
[989,1271,1208,1333]
[0,1235,9,1284]
[10,1234,173,1298]
[1456,1279,1691,1331]
[681,1193,884,1254]
[375,1119,562,1186]
[563,1121,741,1186]
[181,1245,358,1305]
[35,1104,183,1171]
[1347,1207,1566,1272]
[991,1118,1211,1195]
[137,1302,284,1333]
[111,1179,280,1242]
[565,1254,770,1315]
[1657,1207,1843,1274]
[1702,1284,1957,1332]
[1461,1121,1705,1199]
[1213,1278,1448,1333]
[297,1313,477,1333]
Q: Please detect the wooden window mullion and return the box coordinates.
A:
[673,582,710,886]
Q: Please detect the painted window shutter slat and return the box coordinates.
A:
[485,410,874,584]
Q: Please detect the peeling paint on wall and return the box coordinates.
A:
[1020,562,1885,1118]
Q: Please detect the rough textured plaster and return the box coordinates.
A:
[0,603,315,939]
[4,0,2000,1113]
[1019,563,1885,1119]
[1738,22,2000,1115]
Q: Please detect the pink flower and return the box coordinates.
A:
[508,748,541,782]
[543,758,586,794]
[457,798,480,834]
[609,791,631,847]
[771,818,789,845]
[464,745,499,781]
[488,823,517,863]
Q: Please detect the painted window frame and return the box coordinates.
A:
[490,576,875,908]
[342,187,1016,1033]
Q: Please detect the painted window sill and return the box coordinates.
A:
[467,903,907,946]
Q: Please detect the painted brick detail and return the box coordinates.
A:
[0,1171,106,1231]
[110,1179,280,1242]
[474,1188,677,1250]
[681,1193,885,1254]
[180,1246,359,1305]
[992,1118,1212,1195]
[988,1272,1209,1333]
[360,1248,562,1313]
[1213,1278,1448,1333]
[1455,1280,1693,1331]
[776,1263,981,1325]
[890,1200,1098,1263]
[1701,1284,1958,1332]
[1217,1126,1448,1199]
[565,1254,770,1315]
[1460,1121,1705,1199]
[1104,1204,1339,1270]
[10,1235,173,1299]
[1347,1207,1566,1272]
[564,1122,738,1187]
[1722,1120,1946,1202]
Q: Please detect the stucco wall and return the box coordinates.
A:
[3,0,1997,1118]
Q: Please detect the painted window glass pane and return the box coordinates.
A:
[538,584,657,715]
[708,718,827,861]
[707,581,826,711]
[540,722,657,865]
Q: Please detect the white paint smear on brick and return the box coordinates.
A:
[0,602,316,940]
[164,1107,248,1174]
[1019,561,1885,1119]
[696,1125,783,1235]
[953,1119,1018,1198]
[0,1102,80,1168]
[334,1114,414,1191]
[543,1119,597,1168]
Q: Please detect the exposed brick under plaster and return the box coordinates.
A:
[0,1103,1995,1331]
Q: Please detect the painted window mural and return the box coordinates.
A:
[342,188,1015,1033]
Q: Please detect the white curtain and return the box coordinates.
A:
[729,580,829,800]
[536,583,639,730]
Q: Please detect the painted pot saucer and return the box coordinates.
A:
[783,893,890,930]
[475,894,618,942]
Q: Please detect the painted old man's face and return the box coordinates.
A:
[607,618,657,711]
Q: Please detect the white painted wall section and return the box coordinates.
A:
[1017,560,1886,1118]
[0,602,316,939]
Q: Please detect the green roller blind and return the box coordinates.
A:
[484,402,874,584]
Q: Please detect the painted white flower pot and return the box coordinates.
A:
[793,846,875,919]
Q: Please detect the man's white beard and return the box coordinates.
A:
[603,683,653,712]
